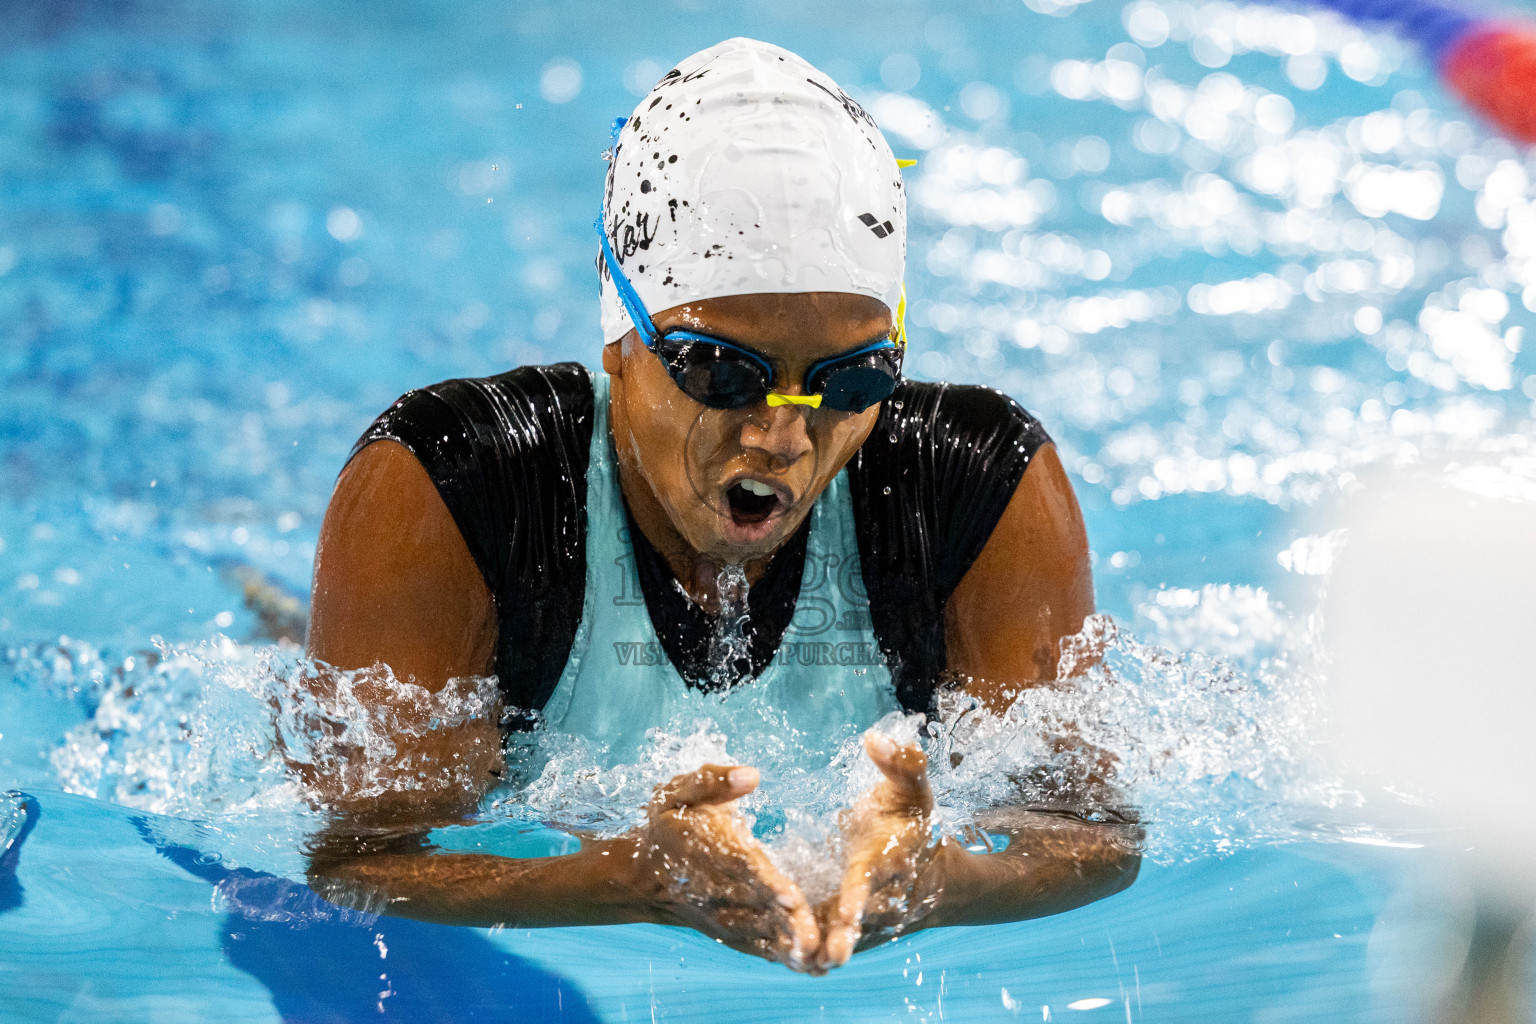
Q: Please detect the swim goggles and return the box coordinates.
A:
[595,215,904,413]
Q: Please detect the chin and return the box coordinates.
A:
[692,504,801,565]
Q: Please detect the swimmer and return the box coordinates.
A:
[303,38,1139,973]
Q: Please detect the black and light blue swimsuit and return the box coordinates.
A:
[354,363,1048,751]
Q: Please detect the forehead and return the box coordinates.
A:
[651,292,893,361]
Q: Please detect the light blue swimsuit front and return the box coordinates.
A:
[539,372,899,762]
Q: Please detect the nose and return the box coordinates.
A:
[739,403,814,468]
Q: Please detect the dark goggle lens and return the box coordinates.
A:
[811,356,900,412]
[670,343,771,409]
[660,333,900,413]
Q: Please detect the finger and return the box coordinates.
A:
[687,823,820,972]
[863,732,933,811]
[737,843,820,970]
[710,816,819,968]
[818,862,874,970]
[653,764,759,811]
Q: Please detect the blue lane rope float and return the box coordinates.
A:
[1302,0,1536,143]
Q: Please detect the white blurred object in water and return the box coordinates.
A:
[1324,469,1536,875]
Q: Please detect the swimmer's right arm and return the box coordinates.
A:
[302,442,820,968]
[304,440,504,822]
[307,764,820,969]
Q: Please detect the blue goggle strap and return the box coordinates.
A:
[655,329,775,378]
[595,214,776,380]
[594,212,660,348]
[598,116,656,340]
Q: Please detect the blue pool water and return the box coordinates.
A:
[4,0,1536,1019]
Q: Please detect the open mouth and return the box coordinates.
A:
[724,478,782,525]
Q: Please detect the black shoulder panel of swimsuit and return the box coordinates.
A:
[848,379,1051,713]
[350,362,595,728]
[352,366,1049,726]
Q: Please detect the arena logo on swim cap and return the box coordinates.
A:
[857,213,897,239]
[597,38,907,346]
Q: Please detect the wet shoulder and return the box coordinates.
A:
[353,362,595,468]
[349,362,596,597]
[851,378,1051,590]
[859,378,1050,480]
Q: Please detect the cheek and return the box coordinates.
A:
[636,398,693,453]
[625,353,684,441]
[812,409,879,473]
[625,360,704,489]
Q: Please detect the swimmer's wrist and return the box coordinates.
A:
[581,833,675,926]
[905,838,972,932]
[910,822,1142,932]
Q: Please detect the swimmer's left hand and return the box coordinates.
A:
[815,731,948,971]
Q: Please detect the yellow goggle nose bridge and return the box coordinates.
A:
[765,392,823,408]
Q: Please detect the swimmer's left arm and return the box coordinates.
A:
[816,734,1140,969]
[943,441,1096,709]
[944,438,1122,799]
[913,808,1142,927]
[817,443,1137,968]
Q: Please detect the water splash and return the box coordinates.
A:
[2,638,502,873]
[500,601,1350,870]
[707,562,752,688]
[928,614,1349,862]
[2,592,1357,877]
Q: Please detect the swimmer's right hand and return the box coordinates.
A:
[631,764,821,973]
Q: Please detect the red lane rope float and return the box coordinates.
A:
[1441,24,1536,143]
[1306,0,1536,144]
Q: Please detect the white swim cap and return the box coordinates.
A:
[598,37,907,345]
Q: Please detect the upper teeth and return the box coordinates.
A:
[739,479,775,497]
